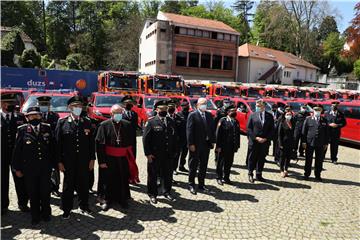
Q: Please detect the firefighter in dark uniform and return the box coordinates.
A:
[173,101,190,173]
[1,93,29,215]
[324,101,347,164]
[293,105,309,158]
[121,95,139,159]
[215,104,240,185]
[302,105,329,181]
[12,106,55,225]
[55,96,96,219]
[214,98,231,164]
[143,100,177,204]
[166,100,181,177]
[37,96,61,197]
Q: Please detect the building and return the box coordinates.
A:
[139,11,240,82]
[237,43,319,85]
[1,26,37,51]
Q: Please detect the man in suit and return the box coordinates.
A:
[302,105,329,181]
[270,104,283,163]
[186,98,216,194]
[324,101,346,164]
[246,99,274,183]
[121,95,139,159]
[293,105,309,157]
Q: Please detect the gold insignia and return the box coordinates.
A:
[26,140,31,144]
[68,117,72,122]
[84,129,90,135]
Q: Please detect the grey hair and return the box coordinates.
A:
[197,97,207,105]
[256,99,265,106]
[110,104,124,113]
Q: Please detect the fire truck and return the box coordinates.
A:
[98,71,140,94]
[210,82,242,98]
[139,74,185,95]
[240,84,266,98]
[184,80,212,96]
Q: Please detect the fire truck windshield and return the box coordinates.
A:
[145,97,170,109]
[273,89,286,98]
[221,87,240,97]
[108,75,137,90]
[187,85,207,96]
[22,95,71,113]
[247,88,262,98]
[95,95,124,107]
[153,77,183,92]
[296,90,307,98]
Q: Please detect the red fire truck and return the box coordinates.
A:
[138,74,185,95]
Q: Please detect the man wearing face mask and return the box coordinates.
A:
[302,105,329,181]
[174,101,190,174]
[293,105,309,158]
[121,95,139,159]
[143,100,177,204]
[55,96,96,219]
[12,106,55,225]
[166,100,181,177]
[96,104,137,211]
[186,98,216,194]
[324,101,346,164]
[246,99,274,183]
[215,104,240,185]
[214,98,231,125]
[1,93,29,215]
[37,96,61,197]
[270,104,282,164]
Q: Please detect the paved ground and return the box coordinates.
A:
[1,135,359,240]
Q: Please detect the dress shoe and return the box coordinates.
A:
[52,190,61,197]
[256,176,266,182]
[315,176,322,182]
[299,153,305,158]
[31,219,40,226]
[189,186,197,195]
[1,208,8,215]
[303,176,309,180]
[101,203,110,211]
[198,186,209,192]
[223,179,233,185]
[62,212,70,220]
[178,166,189,172]
[80,207,93,215]
[150,196,157,204]
[248,175,254,183]
[19,205,30,212]
[42,215,51,222]
[164,194,175,202]
[216,179,223,186]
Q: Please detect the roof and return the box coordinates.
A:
[158,11,239,35]
[239,43,319,70]
[1,26,33,43]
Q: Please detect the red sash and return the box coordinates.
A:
[105,146,140,183]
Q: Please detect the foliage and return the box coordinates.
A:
[19,49,41,68]
[354,59,360,79]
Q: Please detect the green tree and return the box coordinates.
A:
[65,53,93,71]
[323,32,345,71]
[318,16,339,42]
[160,1,198,14]
[354,59,360,79]
[1,27,25,66]
[19,49,41,68]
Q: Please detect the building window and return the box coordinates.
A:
[211,32,217,39]
[212,55,222,69]
[196,30,202,37]
[160,28,166,32]
[201,54,210,68]
[175,26,180,34]
[223,56,233,70]
[189,53,199,67]
[159,60,165,64]
[231,35,237,42]
[310,73,313,80]
[297,71,300,78]
[284,71,291,78]
[188,28,195,36]
[217,33,224,40]
[179,27,187,35]
[176,51,187,67]
[203,31,210,38]
[224,34,230,41]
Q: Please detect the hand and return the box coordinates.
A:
[261,138,267,143]
[216,148,221,153]
[15,170,23,178]
[189,145,196,152]
[329,123,338,128]
[255,137,262,142]
[147,155,155,163]
[58,162,65,172]
[89,160,95,170]
[302,143,307,149]
[280,146,283,149]
[99,163,108,169]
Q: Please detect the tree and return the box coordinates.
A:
[232,0,254,44]
[1,27,25,66]
[354,59,360,79]
[318,16,339,42]
[160,1,198,14]
[344,3,360,60]
[19,49,41,68]
[65,53,92,71]
[322,32,345,72]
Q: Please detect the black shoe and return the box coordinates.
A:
[52,190,61,197]
[315,176,322,182]
[101,203,110,211]
[89,189,96,194]
[198,186,209,192]
[150,196,157,204]
[332,160,337,165]
[1,208,8,216]
[19,205,30,212]
[42,215,51,222]
[120,202,129,209]
[164,194,175,202]
[248,175,254,183]
[62,212,70,220]
[172,180,179,185]
[178,166,189,172]
[189,185,197,195]
[256,176,266,182]
[31,219,40,226]
[299,153,305,157]
[223,179,233,185]
[216,179,223,186]
[303,176,309,181]
[173,170,178,175]
[80,207,92,215]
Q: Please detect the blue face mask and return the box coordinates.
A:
[255,106,262,112]
[113,113,123,122]
[71,107,82,116]
[39,106,48,113]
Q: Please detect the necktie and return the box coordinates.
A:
[260,112,263,125]
[5,113,10,122]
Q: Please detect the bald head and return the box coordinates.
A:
[110,104,124,115]
[197,98,207,112]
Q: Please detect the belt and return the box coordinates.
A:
[105,146,140,184]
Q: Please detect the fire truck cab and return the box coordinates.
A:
[98,71,140,94]
[139,74,185,95]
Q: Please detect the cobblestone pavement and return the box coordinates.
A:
[1,136,359,240]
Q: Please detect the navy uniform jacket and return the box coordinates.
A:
[55,115,96,168]
[214,107,227,126]
[175,110,189,146]
[246,111,274,146]
[12,123,55,176]
[42,111,59,133]
[293,112,309,137]
[186,110,216,151]
[302,116,329,147]
[216,116,240,152]
[324,110,347,138]
[143,115,177,158]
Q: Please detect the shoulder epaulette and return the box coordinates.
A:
[17,123,28,129]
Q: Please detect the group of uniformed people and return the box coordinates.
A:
[1,93,346,226]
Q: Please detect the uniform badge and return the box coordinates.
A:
[43,133,50,137]
[84,129,90,135]
[27,126,32,133]
[68,117,72,123]
[26,140,31,144]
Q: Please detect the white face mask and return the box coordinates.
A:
[199,104,207,111]
[285,115,292,121]
[71,107,82,116]
[39,106,48,112]
[314,111,321,118]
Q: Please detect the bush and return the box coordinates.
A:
[354,59,360,79]
[65,53,93,71]
[19,49,41,68]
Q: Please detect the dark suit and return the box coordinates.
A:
[324,110,346,162]
[122,110,139,158]
[278,119,296,171]
[302,116,329,178]
[173,110,189,171]
[186,110,216,187]
[293,111,309,156]
[246,111,274,177]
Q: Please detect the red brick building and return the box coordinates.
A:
[139,12,240,82]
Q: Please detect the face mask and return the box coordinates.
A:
[29,119,41,126]
[223,103,230,108]
[230,112,237,118]
[6,105,15,112]
[285,115,292,121]
[182,107,189,112]
[168,107,175,114]
[300,108,306,113]
[71,107,82,116]
[331,106,337,111]
[314,111,321,117]
[158,111,167,117]
[199,104,207,111]
[39,106,48,112]
[113,113,123,122]
[125,104,132,110]
[255,106,262,112]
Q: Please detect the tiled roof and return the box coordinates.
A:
[238,43,319,70]
[1,26,33,43]
[158,11,239,35]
